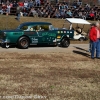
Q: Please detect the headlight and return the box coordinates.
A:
[4,32,6,36]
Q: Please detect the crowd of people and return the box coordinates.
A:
[0,0,100,20]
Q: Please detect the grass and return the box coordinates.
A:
[0,15,92,31]
[0,51,100,100]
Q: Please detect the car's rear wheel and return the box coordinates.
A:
[61,38,70,48]
[17,36,29,49]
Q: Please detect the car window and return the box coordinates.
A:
[40,25,49,31]
[34,25,40,30]
[31,25,49,31]
[20,25,28,30]
[49,25,55,30]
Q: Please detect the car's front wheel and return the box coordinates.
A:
[17,36,29,49]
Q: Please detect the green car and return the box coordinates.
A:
[0,22,74,49]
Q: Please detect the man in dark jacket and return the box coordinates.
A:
[89,22,100,59]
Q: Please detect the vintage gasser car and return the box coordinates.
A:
[0,22,74,49]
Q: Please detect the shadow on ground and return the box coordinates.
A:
[74,46,88,52]
[0,44,57,49]
[73,50,90,58]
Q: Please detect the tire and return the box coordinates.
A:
[79,37,84,41]
[17,36,29,49]
[1,43,6,48]
[61,38,70,48]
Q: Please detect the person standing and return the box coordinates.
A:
[89,22,100,59]
[6,4,11,15]
[88,23,95,52]
[0,4,3,14]
[28,7,38,17]
[15,4,22,21]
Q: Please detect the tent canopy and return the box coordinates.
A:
[65,18,91,25]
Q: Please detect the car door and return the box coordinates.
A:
[22,25,39,44]
[37,25,57,44]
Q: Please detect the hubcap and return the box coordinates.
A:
[64,40,69,47]
[21,39,28,47]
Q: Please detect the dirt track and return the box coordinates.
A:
[0,44,89,53]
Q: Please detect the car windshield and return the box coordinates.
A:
[16,24,24,29]
[49,25,55,30]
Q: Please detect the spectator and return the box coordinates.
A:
[35,0,40,6]
[89,11,95,20]
[6,0,10,5]
[28,7,38,17]
[24,1,28,9]
[37,8,42,17]
[67,9,72,17]
[82,12,86,20]
[18,2,24,9]
[77,0,82,7]
[73,9,79,17]
[78,11,82,18]
[53,8,60,18]
[13,1,18,7]
[2,3,7,14]
[22,7,28,16]
[41,9,47,17]
[15,4,22,21]
[10,2,13,8]
[6,4,11,15]
[28,0,34,8]
[60,10,65,19]
[72,1,77,8]
[0,3,3,14]
[85,4,90,11]
[95,12,100,20]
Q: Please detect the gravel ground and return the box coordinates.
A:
[0,44,89,54]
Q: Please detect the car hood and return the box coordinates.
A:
[1,29,22,32]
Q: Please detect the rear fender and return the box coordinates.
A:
[60,35,70,42]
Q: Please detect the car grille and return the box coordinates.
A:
[0,31,4,39]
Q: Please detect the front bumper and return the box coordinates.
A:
[0,39,10,43]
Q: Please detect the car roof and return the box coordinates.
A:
[20,22,52,26]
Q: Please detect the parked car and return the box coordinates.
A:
[0,22,74,49]
[63,18,91,41]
